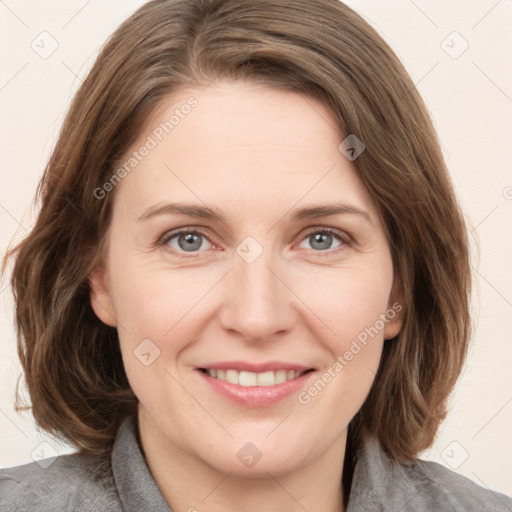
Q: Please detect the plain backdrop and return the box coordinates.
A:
[1,0,511,498]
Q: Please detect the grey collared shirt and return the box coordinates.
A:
[1,417,511,511]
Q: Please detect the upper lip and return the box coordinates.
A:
[198,361,314,373]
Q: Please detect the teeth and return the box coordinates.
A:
[275,370,287,384]
[206,368,305,387]
[225,369,238,385]
[257,371,274,386]
[239,371,257,386]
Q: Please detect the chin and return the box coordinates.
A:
[208,452,304,479]
[196,435,313,478]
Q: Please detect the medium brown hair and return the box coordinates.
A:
[4,0,471,466]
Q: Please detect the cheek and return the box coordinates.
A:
[111,265,209,338]
[291,270,390,427]
[107,250,224,374]
[108,264,208,408]
[290,262,394,344]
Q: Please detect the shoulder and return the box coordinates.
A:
[405,457,512,511]
[351,437,512,511]
[0,452,123,512]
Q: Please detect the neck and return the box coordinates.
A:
[137,407,348,512]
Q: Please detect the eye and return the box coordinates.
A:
[298,227,350,256]
[160,229,213,256]
[157,226,351,258]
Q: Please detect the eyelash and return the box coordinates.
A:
[156,226,353,259]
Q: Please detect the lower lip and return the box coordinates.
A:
[196,370,315,407]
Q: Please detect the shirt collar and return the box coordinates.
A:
[111,416,173,512]
[347,436,420,511]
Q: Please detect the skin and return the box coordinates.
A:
[90,81,404,512]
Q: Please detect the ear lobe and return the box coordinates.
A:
[384,275,405,340]
[89,266,117,327]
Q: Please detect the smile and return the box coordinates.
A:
[199,368,311,387]
[197,366,316,407]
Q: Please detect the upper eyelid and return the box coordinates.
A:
[159,226,215,245]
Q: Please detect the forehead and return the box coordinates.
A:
[112,81,377,221]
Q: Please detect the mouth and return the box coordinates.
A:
[196,365,317,407]
[198,368,315,387]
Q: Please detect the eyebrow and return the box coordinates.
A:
[137,202,373,225]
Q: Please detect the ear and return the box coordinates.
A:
[383,273,405,340]
[89,265,117,327]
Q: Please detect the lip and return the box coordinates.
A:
[197,360,313,373]
[196,367,316,407]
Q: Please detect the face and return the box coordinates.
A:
[90,81,403,477]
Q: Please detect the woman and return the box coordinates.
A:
[1,0,511,510]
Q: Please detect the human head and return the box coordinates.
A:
[5,0,471,465]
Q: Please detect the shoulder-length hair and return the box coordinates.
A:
[4,0,471,464]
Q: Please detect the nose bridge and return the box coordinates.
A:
[219,236,294,341]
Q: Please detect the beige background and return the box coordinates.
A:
[1,0,511,497]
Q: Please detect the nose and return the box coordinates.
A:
[218,243,296,343]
